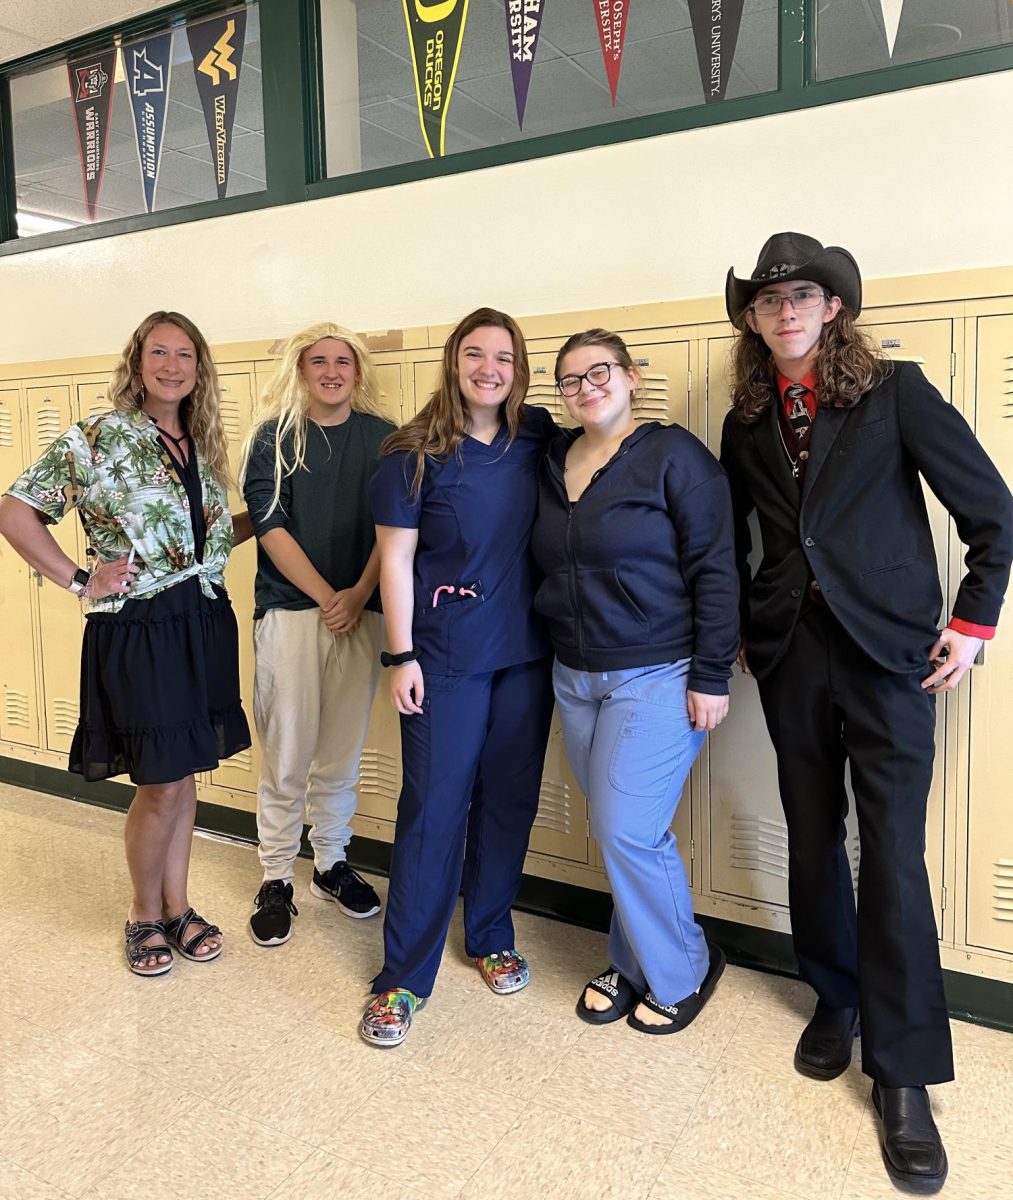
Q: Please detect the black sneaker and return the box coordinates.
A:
[250,879,298,946]
[310,861,381,918]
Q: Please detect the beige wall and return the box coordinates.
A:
[4,69,1012,363]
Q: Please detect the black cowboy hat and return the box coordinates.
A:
[725,232,863,323]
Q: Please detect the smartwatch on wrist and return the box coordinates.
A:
[67,568,91,596]
[380,648,419,668]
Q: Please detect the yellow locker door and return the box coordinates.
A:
[965,314,1013,953]
[209,368,260,796]
[27,382,84,754]
[704,324,952,930]
[76,377,113,422]
[0,386,41,747]
[374,359,405,425]
[409,356,441,420]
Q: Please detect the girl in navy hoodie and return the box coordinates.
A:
[531,329,739,1033]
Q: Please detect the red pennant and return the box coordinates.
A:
[593,0,629,105]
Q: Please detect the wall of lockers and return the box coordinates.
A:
[1,269,1010,986]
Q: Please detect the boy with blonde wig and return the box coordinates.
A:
[241,323,396,944]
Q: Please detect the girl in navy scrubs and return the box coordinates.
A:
[362,308,556,1047]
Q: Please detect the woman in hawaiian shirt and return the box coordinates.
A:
[0,311,252,977]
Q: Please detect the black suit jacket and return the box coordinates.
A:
[719,361,1013,679]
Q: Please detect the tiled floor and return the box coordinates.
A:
[1,782,1011,1200]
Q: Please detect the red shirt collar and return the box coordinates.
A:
[777,370,818,420]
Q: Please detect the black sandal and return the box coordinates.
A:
[124,919,173,977]
[576,967,641,1025]
[164,907,222,962]
[627,944,726,1034]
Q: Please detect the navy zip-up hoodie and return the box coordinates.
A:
[531,421,739,694]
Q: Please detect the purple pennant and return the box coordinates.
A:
[505,0,546,129]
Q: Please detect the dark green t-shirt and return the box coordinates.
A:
[243,411,396,618]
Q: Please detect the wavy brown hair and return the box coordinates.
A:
[109,310,231,487]
[729,308,892,424]
[381,307,531,498]
[555,328,643,406]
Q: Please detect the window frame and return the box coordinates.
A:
[1,0,1011,256]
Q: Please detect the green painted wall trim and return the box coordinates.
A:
[2,0,1011,256]
[2,753,1010,1034]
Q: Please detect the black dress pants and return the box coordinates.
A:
[756,605,953,1086]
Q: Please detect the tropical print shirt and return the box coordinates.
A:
[5,408,233,613]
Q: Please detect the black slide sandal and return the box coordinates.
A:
[576,967,641,1025]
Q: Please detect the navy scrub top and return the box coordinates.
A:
[369,404,557,676]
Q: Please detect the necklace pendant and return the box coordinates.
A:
[792,464,800,479]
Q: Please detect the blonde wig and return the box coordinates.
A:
[110,310,231,487]
[240,322,387,518]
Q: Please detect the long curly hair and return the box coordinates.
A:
[109,310,231,487]
[729,308,892,424]
[239,322,387,518]
[380,307,530,498]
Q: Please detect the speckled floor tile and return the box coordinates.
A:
[0,1057,195,1196]
[264,1149,438,1200]
[76,1100,313,1200]
[534,1016,716,1146]
[214,1016,404,1145]
[0,1014,103,1124]
[459,1104,669,1200]
[325,1060,525,1199]
[0,1157,71,1200]
[407,980,585,1090]
[675,1060,864,1200]
[649,1158,812,1200]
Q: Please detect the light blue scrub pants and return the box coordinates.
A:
[552,658,709,1005]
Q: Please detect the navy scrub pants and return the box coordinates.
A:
[372,657,554,998]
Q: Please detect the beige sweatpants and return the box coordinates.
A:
[253,607,382,881]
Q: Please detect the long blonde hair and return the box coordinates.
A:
[381,307,530,498]
[109,310,231,487]
[240,323,386,518]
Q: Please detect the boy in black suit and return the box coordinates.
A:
[720,232,1013,1195]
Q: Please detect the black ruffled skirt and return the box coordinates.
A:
[70,577,251,785]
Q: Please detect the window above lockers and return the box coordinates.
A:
[813,0,1012,81]
[8,1,264,238]
[318,1,779,178]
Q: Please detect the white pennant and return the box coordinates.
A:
[878,0,904,57]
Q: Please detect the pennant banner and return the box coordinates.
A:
[593,0,629,106]
[505,0,546,129]
[878,0,904,57]
[402,0,470,158]
[123,32,174,213]
[67,48,117,221]
[186,10,247,199]
[689,0,744,104]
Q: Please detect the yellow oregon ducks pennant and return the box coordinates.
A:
[402,0,470,158]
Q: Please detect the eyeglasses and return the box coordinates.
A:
[751,287,830,315]
[557,361,620,396]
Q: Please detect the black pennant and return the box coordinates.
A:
[186,11,247,199]
[689,0,745,104]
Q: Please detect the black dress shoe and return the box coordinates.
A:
[793,1001,858,1080]
[872,1083,948,1194]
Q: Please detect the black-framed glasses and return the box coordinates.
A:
[751,287,830,315]
[557,361,620,396]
